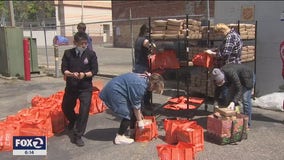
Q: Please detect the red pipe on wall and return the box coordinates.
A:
[23,38,31,81]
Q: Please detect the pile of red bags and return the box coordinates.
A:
[157,118,204,160]
[0,89,107,152]
[163,96,204,110]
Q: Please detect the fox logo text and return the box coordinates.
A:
[13,136,47,155]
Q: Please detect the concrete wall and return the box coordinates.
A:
[214,1,284,96]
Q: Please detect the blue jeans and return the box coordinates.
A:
[242,74,255,128]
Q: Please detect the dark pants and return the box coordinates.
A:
[143,90,152,106]
[118,113,136,135]
[62,89,92,137]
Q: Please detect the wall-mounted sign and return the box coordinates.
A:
[241,5,255,21]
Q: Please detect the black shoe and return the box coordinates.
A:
[73,137,85,147]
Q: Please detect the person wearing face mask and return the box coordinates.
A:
[99,72,164,144]
[61,31,98,147]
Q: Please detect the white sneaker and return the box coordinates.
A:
[114,134,134,145]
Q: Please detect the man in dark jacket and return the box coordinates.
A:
[61,31,98,146]
[212,63,255,127]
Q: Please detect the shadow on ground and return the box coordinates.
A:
[84,128,117,141]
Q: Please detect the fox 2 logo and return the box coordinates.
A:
[13,136,46,150]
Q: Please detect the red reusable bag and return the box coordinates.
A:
[0,121,20,152]
[149,50,180,72]
[176,123,204,152]
[192,52,215,68]
[50,108,66,134]
[135,116,158,142]
[164,118,197,144]
[157,142,196,160]
[18,108,54,138]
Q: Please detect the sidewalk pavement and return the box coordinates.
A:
[0,45,284,159]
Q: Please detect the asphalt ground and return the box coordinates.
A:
[0,45,284,160]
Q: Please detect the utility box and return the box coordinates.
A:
[29,38,39,73]
[0,27,24,78]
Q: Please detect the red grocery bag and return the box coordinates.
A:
[192,52,215,68]
[31,96,49,108]
[135,116,158,142]
[168,96,204,105]
[0,121,19,152]
[149,50,180,72]
[164,118,197,144]
[30,92,66,134]
[163,103,197,110]
[176,123,204,152]
[50,108,66,134]
[164,96,204,110]
[17,108,54,138]
[157,142,196,160]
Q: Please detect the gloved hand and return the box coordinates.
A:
[137,120,145,129]
[227,102,235,110]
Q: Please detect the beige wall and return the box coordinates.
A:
[55,0,112,40]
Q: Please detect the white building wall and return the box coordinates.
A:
[23,30,58,47]
[214,1,284,96]
[55,1,112,37]
[63,6,112,37]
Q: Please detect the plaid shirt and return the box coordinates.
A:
[217,29,243,66]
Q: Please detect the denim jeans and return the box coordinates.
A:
[242,74,255,127]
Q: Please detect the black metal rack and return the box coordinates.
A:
[147,14,257,118]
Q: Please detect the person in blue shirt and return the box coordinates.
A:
[99,72,164,145]
[77,22,93,51]
[61,31,98,147]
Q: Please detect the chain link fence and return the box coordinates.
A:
[21,15,207,77]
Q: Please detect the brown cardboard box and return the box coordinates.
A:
[215,107,236,117]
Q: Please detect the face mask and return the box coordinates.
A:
[77,46,86,54]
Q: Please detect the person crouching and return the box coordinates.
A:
[99,72,164,144]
